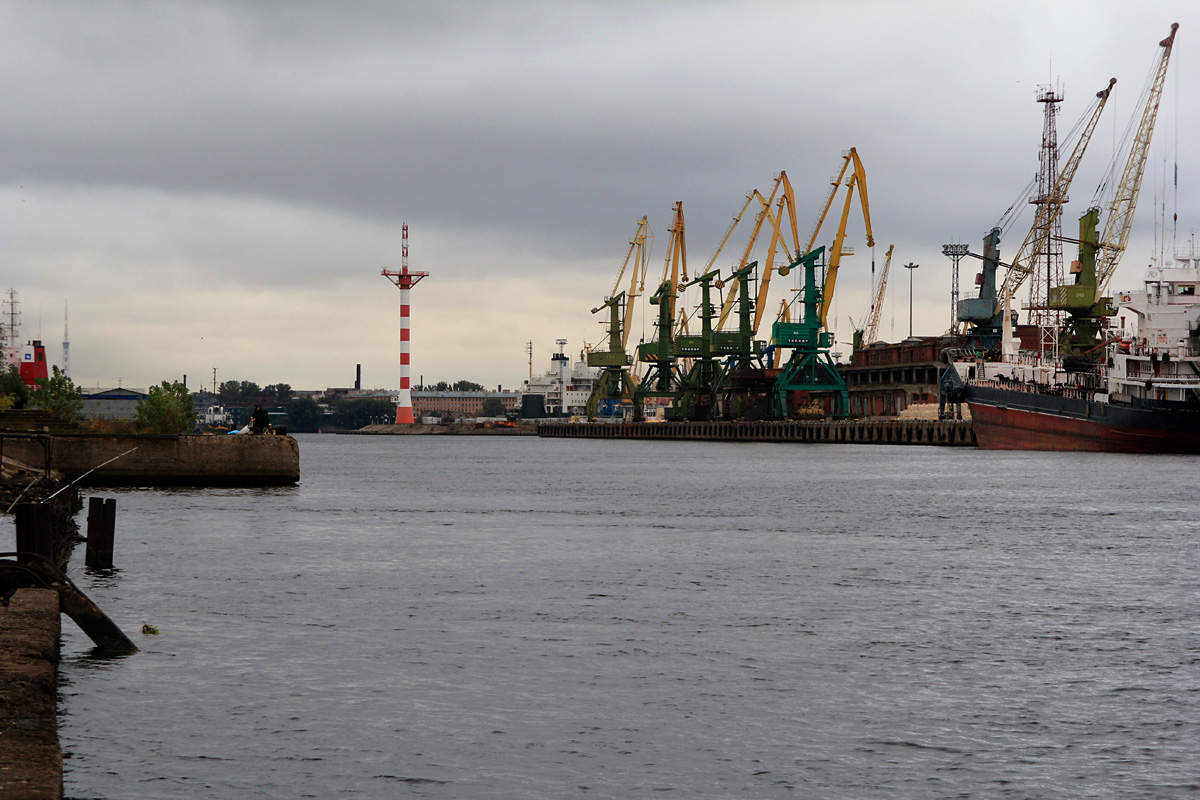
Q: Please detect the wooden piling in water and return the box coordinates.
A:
[14,504,54,566]
[85,497,116,570]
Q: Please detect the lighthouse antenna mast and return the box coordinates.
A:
[381,222,430,424]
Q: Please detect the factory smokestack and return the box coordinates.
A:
[355,364,361,391]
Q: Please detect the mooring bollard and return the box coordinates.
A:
[14,503,54,565]
[86,497,117,569]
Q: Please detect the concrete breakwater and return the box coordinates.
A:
[0,433,300,486]
[538,418,977,446]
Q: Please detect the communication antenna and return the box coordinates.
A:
[2,290,21,367]
[62,299,70,377]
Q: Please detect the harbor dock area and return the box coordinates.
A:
[538,417,976,446]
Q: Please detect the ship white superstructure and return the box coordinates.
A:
[521,341,601,417]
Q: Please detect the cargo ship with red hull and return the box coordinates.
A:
[965,382,1200,452]
[947,250,1200,453]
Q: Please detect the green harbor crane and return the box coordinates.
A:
[770,246,849,419]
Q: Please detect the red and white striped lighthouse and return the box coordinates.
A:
[381,223,428,424]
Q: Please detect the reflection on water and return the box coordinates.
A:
[54,435,1200,799]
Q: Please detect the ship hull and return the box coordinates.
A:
[966,384,1200,453]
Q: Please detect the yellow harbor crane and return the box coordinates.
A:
[609,215,653,351]
[801,148,874,331]
[852,244,894,349]
[713,172,801,335]
[659,202,688,336]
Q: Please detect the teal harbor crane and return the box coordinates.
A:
[769,246,849,419]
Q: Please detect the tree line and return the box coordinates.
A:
[417,380,485,392]
[0,367,502,435]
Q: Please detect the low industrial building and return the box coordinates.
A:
[80,387,147,420]
[413,390,520,420]
[840,337,949,417]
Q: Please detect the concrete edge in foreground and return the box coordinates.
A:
[0,588,62,799]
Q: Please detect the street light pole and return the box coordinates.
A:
[904,262,919,338]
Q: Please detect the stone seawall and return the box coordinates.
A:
[538,419,976,446]
[0,588,62,799]
[0,433,300,486]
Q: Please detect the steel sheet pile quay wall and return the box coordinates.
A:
[538,419,976,446]
[0,588,62,799]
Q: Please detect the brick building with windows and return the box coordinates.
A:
[412,390,520,420]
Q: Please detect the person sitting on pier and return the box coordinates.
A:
[249,405,271,435]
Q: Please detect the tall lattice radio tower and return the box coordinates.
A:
[1027,85,1066,328]
[1,289,21,367]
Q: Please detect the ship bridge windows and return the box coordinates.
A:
[1178,284,1195,296]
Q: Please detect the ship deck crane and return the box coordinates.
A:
[958,77,1116,345]
[852,244,894,350]
[1095,23,1178,299]
[995,77,1117,314]
[1049,23,1178,354]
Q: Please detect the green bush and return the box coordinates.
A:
[136,381,195,434]
[0,365,29,409]
[30,366,82,422]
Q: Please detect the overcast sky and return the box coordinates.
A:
[3,0,1197,392]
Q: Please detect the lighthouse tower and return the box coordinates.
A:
[381,223,428,424]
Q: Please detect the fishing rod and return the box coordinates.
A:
[39,447,140,504]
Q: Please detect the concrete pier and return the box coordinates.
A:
[0,588,62,799]
[0,432,300,486]
[538,418,976,446]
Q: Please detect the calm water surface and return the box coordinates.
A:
[40,435,1200,798]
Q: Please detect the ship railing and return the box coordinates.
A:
[1126,341,1200,358]
[972,378,1095,400]
[1113,376,1200,389]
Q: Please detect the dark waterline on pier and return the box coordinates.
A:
[54,436,1200,798]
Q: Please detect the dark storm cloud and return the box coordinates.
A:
[0,0,1047,267]
[2,0,1197,388]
